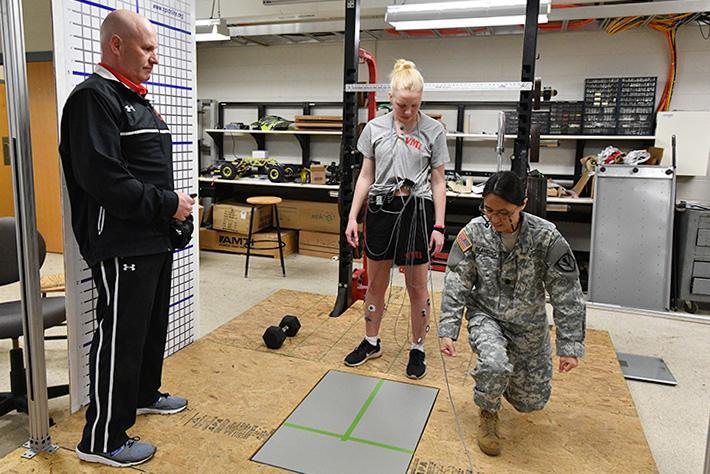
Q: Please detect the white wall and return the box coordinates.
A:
[0,0,54,53]
[197,26,710,200]
[23,0,53,52]
[198,27,710,106]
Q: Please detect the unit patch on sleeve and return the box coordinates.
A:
[555,252,577,273]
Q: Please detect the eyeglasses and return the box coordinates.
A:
[479,204,515,218]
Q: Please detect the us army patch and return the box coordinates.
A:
[448,228,473,268]
[456,229,473,252]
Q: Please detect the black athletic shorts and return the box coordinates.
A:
[365,194,434,266]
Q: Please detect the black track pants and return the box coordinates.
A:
[79,252,173,453]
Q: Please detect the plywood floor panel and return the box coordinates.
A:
[0,290,657,473]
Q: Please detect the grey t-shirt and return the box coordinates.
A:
[357,111,450,199]
[500,226,521,252]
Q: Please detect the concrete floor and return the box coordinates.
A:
[1,251,709,473]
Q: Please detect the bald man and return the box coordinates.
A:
[59,9,193,467]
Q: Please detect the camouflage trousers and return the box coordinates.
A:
[467,313,553,413]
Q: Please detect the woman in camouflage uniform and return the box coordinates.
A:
[439,171,586,456]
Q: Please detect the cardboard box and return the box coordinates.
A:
[212,201,272,235]
[201,204,213,227]
[310,164,326,184]
[199,227,297,258]
[198,205,204,226]
[299,230,340,259]
[646,146,663,166]
[276,200,340,233]
[572,156,598,198]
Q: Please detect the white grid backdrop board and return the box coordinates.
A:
[51,0,199,412]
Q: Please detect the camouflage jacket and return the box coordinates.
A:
[438,212,586,357]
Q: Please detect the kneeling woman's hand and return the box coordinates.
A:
[558,356,578,373]
[440,337,457,357]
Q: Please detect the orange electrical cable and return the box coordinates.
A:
[656,29,677,111]
[601,13,692,111]
[538,18,594,30]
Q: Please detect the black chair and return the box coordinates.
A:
[0,217,68,418]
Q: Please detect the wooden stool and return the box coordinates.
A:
[40,273,65,296]
[245,196,286,278]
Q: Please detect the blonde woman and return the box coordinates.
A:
[344,59,449,379]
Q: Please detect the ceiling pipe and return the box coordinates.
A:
[549,0,710,21]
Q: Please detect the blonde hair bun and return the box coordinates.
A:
[390,59,424,93]
[394,59,416,72]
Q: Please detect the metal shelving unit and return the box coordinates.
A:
[206,129,342,136]
[208,129,655,141]
[205,101,656,182]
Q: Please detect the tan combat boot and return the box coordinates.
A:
[478,409,502,456]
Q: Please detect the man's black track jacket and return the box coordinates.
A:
[59,71,179,266]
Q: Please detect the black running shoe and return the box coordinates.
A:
[406,349,427,379]
[344,338,382,367]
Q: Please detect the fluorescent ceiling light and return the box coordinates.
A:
[263,0,339,4]
[549,0,710,22]
[387,15,549,30]
[386,0,551,30]
[195,18,231,42]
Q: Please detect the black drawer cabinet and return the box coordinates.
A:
[676,207,710,312]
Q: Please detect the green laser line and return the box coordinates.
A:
[347,436,414,455]
[283,422,413,455]
[341,379,384,441]
[283,423,341,439]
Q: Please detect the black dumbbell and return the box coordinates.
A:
[263,315,301,349]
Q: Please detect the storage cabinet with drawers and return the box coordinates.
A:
[675,207,710,313]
